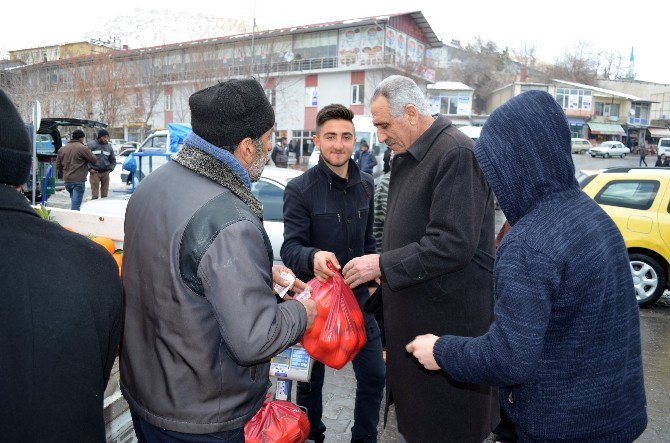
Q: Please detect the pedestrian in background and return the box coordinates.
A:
[655,153,669,167]
[639,142,648,166]
[56,129,97,210]
[407,90,647,442]
[271,136,289,167]
[0,89,121,442]
[354,139,377,174]
[121,79,316,443]
[281,104,385,443]
[87,128,116,199]
[344,75,498,443]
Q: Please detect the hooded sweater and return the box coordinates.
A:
[434,90,647,442]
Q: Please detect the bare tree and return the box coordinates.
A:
[127,54,166,140]
[594,49,625,80]
[544,41,597,84]
[443,37,517,113]
[512,42,537,68]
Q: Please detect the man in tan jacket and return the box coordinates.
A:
[56,129,97,210]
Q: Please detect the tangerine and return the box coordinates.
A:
[92,236,116,254]
[112,252,123,278]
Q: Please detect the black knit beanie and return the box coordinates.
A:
[97,128,109,139]
[189,78,275,148]
[0,89,32,186]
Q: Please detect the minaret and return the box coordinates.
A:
[628,47,635,79]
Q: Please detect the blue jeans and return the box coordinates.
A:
[297,315,385,443]
[65,181,85,211]
[130,409,244,443]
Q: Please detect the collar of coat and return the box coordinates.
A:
[183,132,251,189]
[172,145,263,220]
[317,156,362,190]
[405,114,453,162]
[0,184,40,216]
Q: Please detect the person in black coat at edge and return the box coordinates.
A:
[0,89,122,442]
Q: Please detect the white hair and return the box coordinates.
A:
[371,75,430,117]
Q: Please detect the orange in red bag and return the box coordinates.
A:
[301,263,367,369]
[244,399,310,443]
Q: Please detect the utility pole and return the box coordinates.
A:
[250,0,257,75]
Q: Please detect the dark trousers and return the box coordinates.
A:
[130,409,244,443]
[297,315,385,443]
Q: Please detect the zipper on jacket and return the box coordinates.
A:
[337,213,341,223]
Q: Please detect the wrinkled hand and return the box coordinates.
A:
[272,265,309,296]
[272,265,296,290]
[313,251,341,282]
[406,334,440,371]
[298,298,317,329]
[342,254,381,289]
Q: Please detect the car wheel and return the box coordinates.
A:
[605,153,611,158]
[621,154,626,158]
[590,154,596,158]
[630,253,668,307]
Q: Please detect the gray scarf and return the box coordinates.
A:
[172,145,263,219]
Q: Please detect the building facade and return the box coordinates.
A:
[426,81,474,126]
[1,12,441,148]
[486,79,657,148]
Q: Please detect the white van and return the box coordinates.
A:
[459,125,483,141]
[658,138,670,156]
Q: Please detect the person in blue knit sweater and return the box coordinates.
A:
[406,90,647,442]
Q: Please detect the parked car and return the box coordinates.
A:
[81,166,302,262]
[658,138,670,157]
[580,167,670,306]
[119,147,136,157]
[571,138,591,154]
[109,138,126,154]
[589,141,630,158]
[459,125,483,141]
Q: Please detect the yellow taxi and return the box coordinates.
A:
[580,167,670,306]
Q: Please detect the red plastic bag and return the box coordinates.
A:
[301,263,367,369]
[244,399,310,443]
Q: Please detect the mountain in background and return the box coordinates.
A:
[86,8,251,49]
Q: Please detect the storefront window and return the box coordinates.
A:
[294,31,338,60]
[556,88,592,110]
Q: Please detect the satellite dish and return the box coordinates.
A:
[284,51,294,62]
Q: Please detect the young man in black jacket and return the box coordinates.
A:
[281,104,385,443]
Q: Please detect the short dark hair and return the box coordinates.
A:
[72,129,86,140]
[316,104,354,132]
[279,137,287,142]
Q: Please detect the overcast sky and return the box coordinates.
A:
[3,0,669,84]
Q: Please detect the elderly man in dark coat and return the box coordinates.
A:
[343,75,498,442]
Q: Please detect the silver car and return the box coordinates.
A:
[589,141,630,158]
[81,166,303,263]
